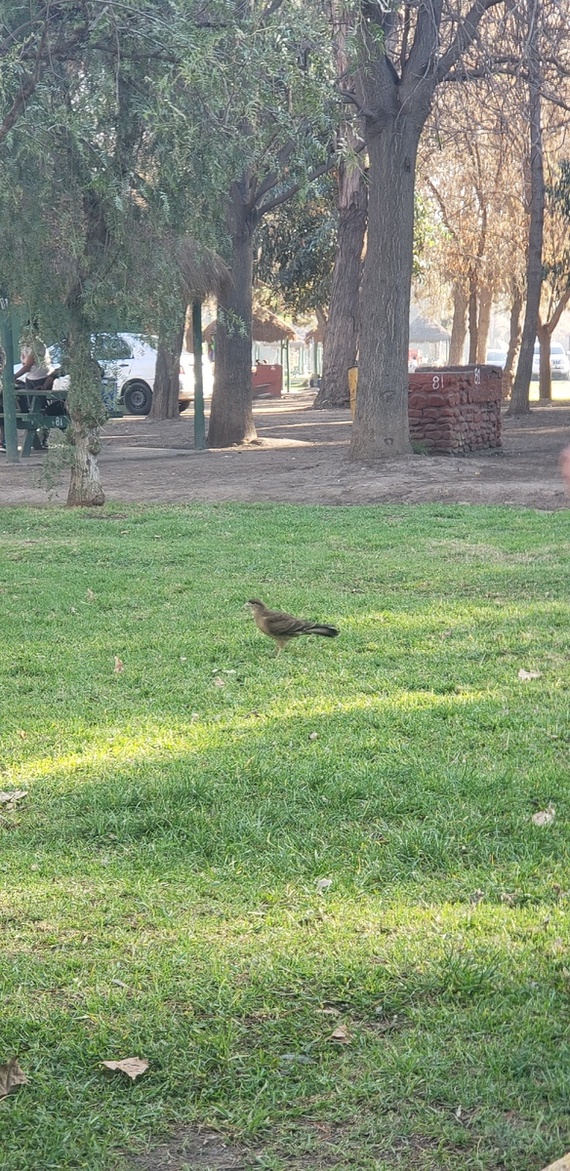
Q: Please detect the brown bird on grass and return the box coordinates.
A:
[247,599,339,654]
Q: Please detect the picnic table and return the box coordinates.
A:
[0,305,124,460]
[0,384,70,457]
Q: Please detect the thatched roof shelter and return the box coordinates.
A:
[176,239,229,299]
[409,314,451,343]
[204,306,295,345]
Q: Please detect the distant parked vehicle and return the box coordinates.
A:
[14,333,214,416]
[485,349,508,369]
[178,350,214,402]
[93,333,196,415]
[532,341,570,380]
[93,333,213,415]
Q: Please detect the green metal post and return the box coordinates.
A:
[0,302,19,462]
[192,300,206,450]
[285,338,290,394]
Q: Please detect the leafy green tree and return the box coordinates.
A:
[256,177,337,320]
[0,1,217,500]
[175,0,338,447]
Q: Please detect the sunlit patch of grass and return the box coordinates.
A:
[0,502,570,1170]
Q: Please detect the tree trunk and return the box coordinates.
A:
[503,282,523,399]
[67,424,105,506]
[537,319,552,401]
[468,275,478,364]
[150,314,185,420]
[208,182,257,447]
[314,161,367,409]
[476,286,493,363]
[508,1,544,417]
[449,285,468,365]
[349,116,418,459]
[66,308,106,507]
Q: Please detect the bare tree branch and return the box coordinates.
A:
[437,0,505,82]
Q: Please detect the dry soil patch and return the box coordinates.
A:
[1,391,569,509]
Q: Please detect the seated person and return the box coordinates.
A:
[15,340,60,393]
[1,338,65,452]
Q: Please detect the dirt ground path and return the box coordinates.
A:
[1,390,569,509]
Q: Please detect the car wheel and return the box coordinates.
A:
[123,380,153,415]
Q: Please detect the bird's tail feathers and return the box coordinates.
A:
[308,624,339,638]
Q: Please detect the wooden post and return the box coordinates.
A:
[0,302,19,463]
[192,300,206,450]
[285,338,290,394]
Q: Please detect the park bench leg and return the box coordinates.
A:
[21,430,35,457]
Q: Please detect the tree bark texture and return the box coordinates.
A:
[509,1,544,417]
[503,282,523,398]
[66,308,106,507]
[449,285,468,365]
[468,278,478,364]
[314,163,367,408]
[347,0,498,456]
[150,315,185,420]
[208,181,257,447]
[476,286,493,363]
[536,320,552,401]
[314,1,366,410]
[67,424,105,506]
[349,115,419,459]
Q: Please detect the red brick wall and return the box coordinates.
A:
[408,365,502,454]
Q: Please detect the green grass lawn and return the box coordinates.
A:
[1,502,570,1171]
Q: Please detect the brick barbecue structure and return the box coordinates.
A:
[408,365,502,454]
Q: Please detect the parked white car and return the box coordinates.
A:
[14,333,214,415]
[179,350,214,402]
[93,333,214,415]
[532,341,570,380]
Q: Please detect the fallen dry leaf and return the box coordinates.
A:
[518,668,542,681]
[17,730,27,740]
[0,790,28,806]
[532,804,556,827]
[0,1058,28,1098]
[315,877,332,894]
[114,657,125,674]
[308,731,319,741]
[86,589,95,601]
[329,1024,351,1044]
[213,676,225,687]
[101,1057,148,1081]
